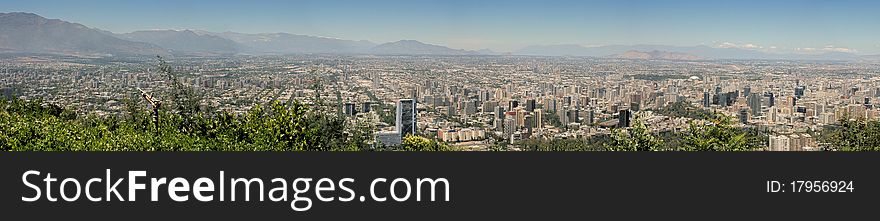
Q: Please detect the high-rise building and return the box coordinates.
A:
[525,99,537,112]
[546,98,557,112]
[464,99,477,116]
[743,85,751,98]
[768,135,791,151]
[484,101,498,113]
[716,92,728,107]
[524,114,534,138]
[567,109,579,123]
[343,102,356,116]
[508,100,519,111]
[748,93,762,116]
[504,116,517,141]
[534,109,543,130]
[765,92,775,107]
[722,92,736,106]
[738,109,749,124]
[630,93,642,111]
[558,107,569,125]
[703,92,711,108]
[588,108,595,125]
[795,86,805,99]
[618,109,631,128]
[516,109,526,126]
[362,102,371,113]
[396,99,417,138]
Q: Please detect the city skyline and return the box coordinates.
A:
[2,0,879,54]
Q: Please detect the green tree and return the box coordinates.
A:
[156,56,202,117]
[679,115,763,151]
[821,117,880,151]
[400,135,451,151]
[520,138,606,151]
[605,117,663,151]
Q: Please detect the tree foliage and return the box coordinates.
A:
[399,135,452,151]
[0,97,368,151]
[654,101,718,120]
[679,115,763,151]
[605,117,663,151]
[520,137,607,151]
[519,113,765,151]
[0,56,376,151]
[820,117,880,151]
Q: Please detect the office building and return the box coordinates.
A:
[526,99,537,112]
[396,99,417,138]
[748,93,762,116]
[618,109,631,128]
[343,102,356,116]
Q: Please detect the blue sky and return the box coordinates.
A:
[2,0,879,54]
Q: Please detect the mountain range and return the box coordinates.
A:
[611,50,704,61]
[0,12,168,56]
[116,30,239,55]
[199,31,376,54]
[0,12,877,61]
[515,44,863,61]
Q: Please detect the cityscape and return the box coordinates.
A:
[2,0,880,151]
[5,51,880,150]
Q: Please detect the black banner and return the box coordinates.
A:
[0,152,875,220]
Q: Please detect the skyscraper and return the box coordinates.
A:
[703,92,711,108]
[504,115,516,141]
[738,109,749,124]
[524,114,534,138]
[464,99,477,116]
[743,85,751,98]
[343,102,356,116]
[795,86,805,99]
[588,108,595,125]
[534,109,543,130]
[567,109,579,123]
[525,99,537,112]
[717,92,729,107]
[396,99,417,138]
[618,109,631,128]
[362,102,371,113]
[748,93,762,116]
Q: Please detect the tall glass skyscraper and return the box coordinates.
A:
[396,99,417,138]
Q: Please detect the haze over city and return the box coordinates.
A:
[3,0,880,152]
[2,0,879,54]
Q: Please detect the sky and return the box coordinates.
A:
[2,0,880,54]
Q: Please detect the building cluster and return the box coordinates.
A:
[4,55,880,150]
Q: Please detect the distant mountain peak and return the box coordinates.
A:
[0,12,169,56]
[117,30,240,55]
[203,31,376,54]
[370,40,476,55]
[612,50,704,60]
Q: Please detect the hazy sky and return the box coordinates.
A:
[3,0,880,54]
